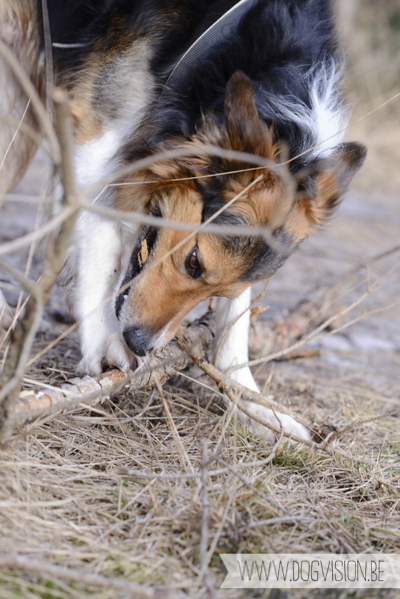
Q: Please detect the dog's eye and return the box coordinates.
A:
[186,247,203,279]
[189,253,200,269]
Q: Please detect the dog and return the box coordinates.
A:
[1,0,366,442]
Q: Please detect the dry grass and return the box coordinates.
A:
[1,2,400,598]
[0,342,400,598]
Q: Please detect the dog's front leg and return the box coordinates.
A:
[74,213,136,376]
[214,288,310,442]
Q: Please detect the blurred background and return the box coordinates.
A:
[339,0,400,192]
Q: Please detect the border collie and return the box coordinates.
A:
[0,0,366,441]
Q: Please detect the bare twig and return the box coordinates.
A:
[0,204,75,257]
[40,0,53,114]
[81,200,277,242]
[319,409,400,449]
[0,115,45,156]
[82,144,277,198]
[155,373,193,473]
[0,89,78,445]
[199,439,217,598]
[178,343,310,430]
[12,312,215,423]
[0,98,31,174]
[0,261,44,442]
[81,90,400,199]
[278,349,322,361]
[319,244,400,315]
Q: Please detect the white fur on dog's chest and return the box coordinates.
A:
[74,129,126,193]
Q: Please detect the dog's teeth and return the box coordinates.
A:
[138,239,149,269]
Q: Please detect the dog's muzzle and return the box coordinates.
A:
[115,224,159,319]
[123,325,154,356]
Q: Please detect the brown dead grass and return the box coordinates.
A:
[0,322,399,598]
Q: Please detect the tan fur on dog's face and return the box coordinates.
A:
[115,71,366,355]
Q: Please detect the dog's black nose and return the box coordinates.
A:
[123,326,153,357]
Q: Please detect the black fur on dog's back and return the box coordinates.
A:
[48,0,338,165]
[121,0,339,165]
[47,1,238,81]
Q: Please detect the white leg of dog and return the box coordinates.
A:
[69,128,138,375]
[74,212,136,376]
[214,287,310,442]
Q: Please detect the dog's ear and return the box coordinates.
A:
[296,142,367,231]
[224,71,275,156]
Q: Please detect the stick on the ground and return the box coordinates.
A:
[12,312,215,423]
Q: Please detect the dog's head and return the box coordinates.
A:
[115,72,366,356]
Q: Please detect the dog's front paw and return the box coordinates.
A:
[230,367,310,443]
[244,402,310,443]
[242,410,276,443]
[77,333,137,376]
[104,333,137,372]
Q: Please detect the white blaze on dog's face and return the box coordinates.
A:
[115,71,366,356]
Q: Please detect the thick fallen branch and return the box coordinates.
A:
[14,312,215,421]
[10,264,350,430]
[13,250,395,436]
[14,308,316,446]
[12,297,332,428]
[12,304,400,451]
[13,294,323,423]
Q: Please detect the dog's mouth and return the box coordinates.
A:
[115,224,159,318]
